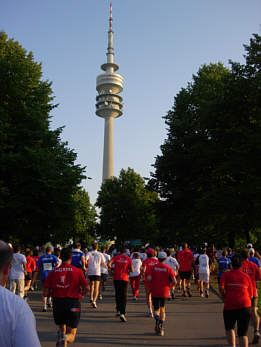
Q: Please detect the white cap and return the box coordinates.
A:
[247,243,253,248]
[249,248,255,254]
[158,251,167,259]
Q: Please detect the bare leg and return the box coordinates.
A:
[66,327,77,343]
[239,336,248,347]
[226,329,236,347]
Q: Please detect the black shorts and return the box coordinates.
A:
[25,273,32,281]
[53,298,81,328]
[88,275,101,282]
[152,297,166,310]
[179,271,192,280]
[223,307,251,337]
[101,274,108,281]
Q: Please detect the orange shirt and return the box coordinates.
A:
[26,256,36,273]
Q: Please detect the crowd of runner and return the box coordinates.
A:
[2,240,261,347]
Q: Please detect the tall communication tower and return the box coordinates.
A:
[96,2,123,181]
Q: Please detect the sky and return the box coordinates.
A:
[1,0,261,204]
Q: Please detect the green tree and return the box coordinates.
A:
[96,168,159,244]
[0,32,85,244]
[151,34,261,247]
[72,188,97,245]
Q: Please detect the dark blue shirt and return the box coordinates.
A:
[71,249,84,268]
[249,256,261,268]
[37,254,58,280]
[217,257,231,278]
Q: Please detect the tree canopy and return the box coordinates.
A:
[151,33,261,247]
[96,168,159,245]
[0,32,86,244]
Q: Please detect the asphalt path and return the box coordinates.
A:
[27,278,229,347]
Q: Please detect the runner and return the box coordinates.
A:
[129,252,142,300]
[141,248,159,317]
[85,242,106,308]
[99,246,111,300]
[31,249,40,291]
[9,244,26,298]
[177,243,194,297]
[108,246,134,322]
[43,247,89,346]
[240,248,261,344]
[24,249,36,301]
[219,254,253,347]
[71,243,86,272]
[149,251,176,336]
[249,248,261,268]
[37,246,58,312]
[195,248,213,298]
[165,249,179,299]
[217,250,231,283]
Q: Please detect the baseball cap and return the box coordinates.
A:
[158,251,167,259]
[247,243,253,248]
[146,248,154,255]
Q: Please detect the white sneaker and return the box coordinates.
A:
[120,314,127,322]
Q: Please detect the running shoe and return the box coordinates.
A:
[205,290,209,298]
[171,292,175,300]
[187,289,192,297]
[47,298,52,308]
[42,306,47,312]
[92,301,97,309]
[120,314,127,322]
[30,286,34,291]
[154,315,160,334]
[99,294,103,300]
[158,327,165,336]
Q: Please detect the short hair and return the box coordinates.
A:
[60,248,72,262]
[101,246,106,252]
[240,248,250,260]
[76,242,81,249]
[46,246,53,253]
[133,252,139,259]
[182,243,188,250]
[166,249,171,257]
[33,249,39,257]
[25,249,32,257]
[13,244,21,253]
[231,254,243,269]
[118,246,126,254]
[0,240,13,271]
[92,242,98,250]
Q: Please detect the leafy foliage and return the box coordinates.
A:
[96,168,159,244]
[0,32,85,244]
[151,34,261,247]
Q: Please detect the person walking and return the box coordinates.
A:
[108,246,134,322]
[43,247,89,346]
[129,252,142,300]
[9,244,26,298]
[150,251,176,336]
[219,254,253,347]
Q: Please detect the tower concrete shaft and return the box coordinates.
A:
[96,2,123,182]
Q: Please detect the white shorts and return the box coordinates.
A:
[198,272,209,283]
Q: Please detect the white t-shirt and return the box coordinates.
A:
[9,253,26,280]
[198,254,210,274]
[138,252,147,262]
[165,256,180,274]
[86,250,106,276]
[129,258,142,277]
[101,253,111,275]
[0,285,41,347]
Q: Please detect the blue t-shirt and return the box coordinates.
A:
[37,254,58,280]
[217,257,231,277]
[71,249,84,268]
[249,256,261,268]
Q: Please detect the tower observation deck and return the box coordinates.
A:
[96,2,123,181]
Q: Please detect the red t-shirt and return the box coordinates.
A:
[220,269,253,310]
[151,263,175,298]
[241,259,261,297]
[142,257,159,286]
[177,249,194,271]
[112,255,133,282]
[26,256,36,273]
[43,263,89,299]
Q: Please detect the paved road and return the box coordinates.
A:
[29,280,228,347]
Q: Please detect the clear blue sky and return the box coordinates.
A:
[1,0,260,204]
